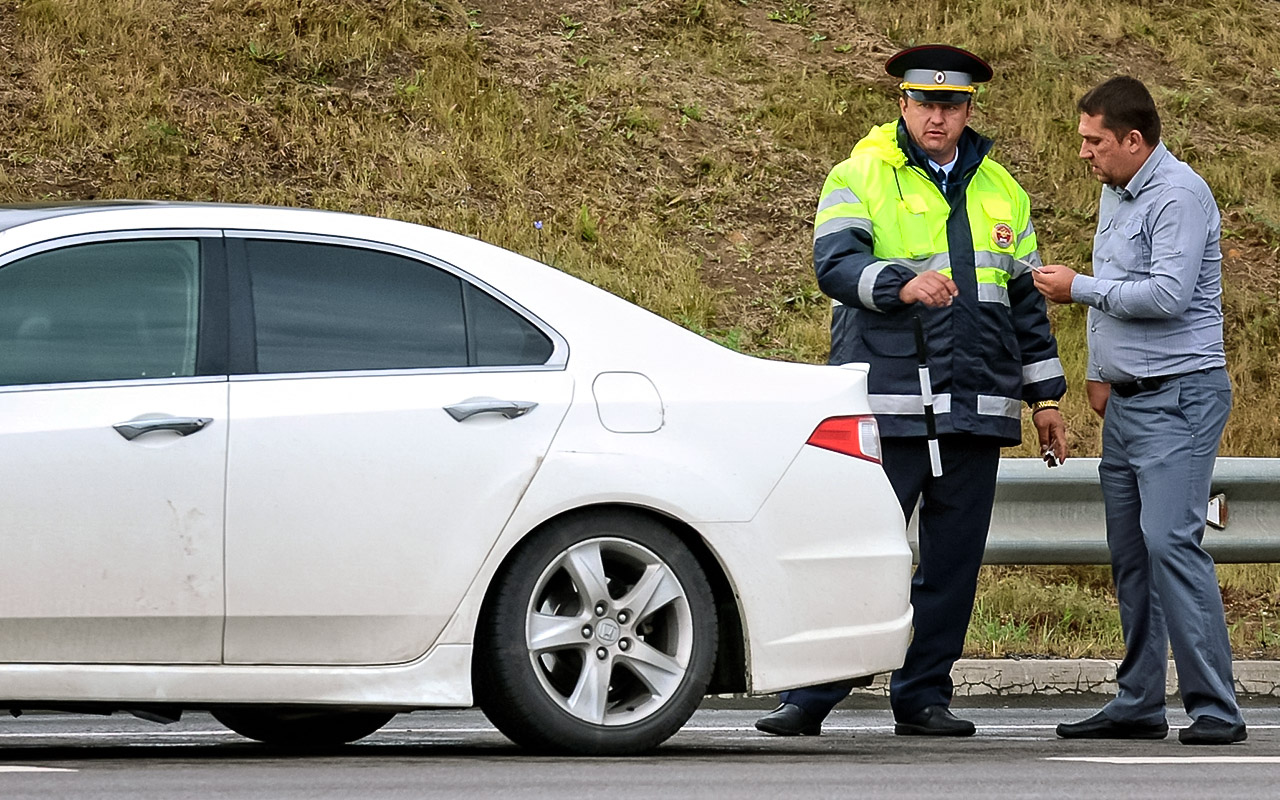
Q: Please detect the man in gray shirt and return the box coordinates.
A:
[1034,75,1244,745]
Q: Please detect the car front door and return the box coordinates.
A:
[222,236,572,665]
[0,235,227,663]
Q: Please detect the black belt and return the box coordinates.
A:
[1110,370,1207,398]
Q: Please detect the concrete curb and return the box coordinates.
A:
[938,658,1279,699]
[709,660,1280,706]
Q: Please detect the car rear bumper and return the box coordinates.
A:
[700,447,914,694]
[747,603,913,694]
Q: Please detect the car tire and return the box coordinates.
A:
[475,510,717,755]
[211,708,395,747]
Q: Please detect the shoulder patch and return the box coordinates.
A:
[992,223,1014,249]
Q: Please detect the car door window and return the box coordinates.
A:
[0,239,200,386]
[245,239,467,373]
[243,239,551,373]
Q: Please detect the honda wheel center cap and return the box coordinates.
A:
[596,618,621,645]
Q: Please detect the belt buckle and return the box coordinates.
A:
[1112,381,1136,398]
[1113,375,1168,398]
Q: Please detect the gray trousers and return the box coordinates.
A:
[1099,367,1241,725]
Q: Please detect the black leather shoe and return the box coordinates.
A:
[894,705,975,737]
[1179,716,1247,745]
[1056,711,1168,740]
[754,703,823,736]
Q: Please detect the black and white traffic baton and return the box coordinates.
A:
[912,314,943,477]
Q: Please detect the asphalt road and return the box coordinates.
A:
[1,703,1277,799]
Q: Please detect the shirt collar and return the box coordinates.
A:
[928,158,956,177]
[1118,141,1168,200]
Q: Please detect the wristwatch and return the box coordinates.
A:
[1029,399,1060,415]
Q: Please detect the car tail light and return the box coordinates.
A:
[806,415,881,463]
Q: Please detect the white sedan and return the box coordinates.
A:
[0,202,912,755]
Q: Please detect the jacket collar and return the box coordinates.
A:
[895,119,993,188]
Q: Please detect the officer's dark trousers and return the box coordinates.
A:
[780,434,1002,721]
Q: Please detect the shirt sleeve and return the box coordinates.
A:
[812,165,916,313]
[1069,187,1210,320]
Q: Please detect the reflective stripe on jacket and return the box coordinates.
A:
[814,120,1066,442]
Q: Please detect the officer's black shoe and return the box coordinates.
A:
[1056,711,1168,740]
[1178,716,1247,745]
[893,705,975,737]
[754,703,824,737]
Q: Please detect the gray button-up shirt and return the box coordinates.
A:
[1070,142,1226,383]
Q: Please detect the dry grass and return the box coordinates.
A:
[967,566,1124,659]
[2,0,1278,658]
[969,565,1280,659]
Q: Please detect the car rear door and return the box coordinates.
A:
[221,235,572,665]
[0,234,228,663]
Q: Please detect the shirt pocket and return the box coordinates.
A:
[896,193,936,258]
[981,197,1016,253]
[1119,217,1152,274]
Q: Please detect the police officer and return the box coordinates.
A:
[756,44,1068,738]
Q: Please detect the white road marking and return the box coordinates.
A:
[0,730,239,740]
[392,723,1280,735]
[0,722,1275,742]
[683,725,1054,733]
[0,766,77,772]
[6,723,1274,738]
[1048,756,1280,765]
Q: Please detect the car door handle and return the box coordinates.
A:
[113,417,214,441]
[444,397,539,422]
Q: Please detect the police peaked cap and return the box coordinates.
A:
[886,44,992,104]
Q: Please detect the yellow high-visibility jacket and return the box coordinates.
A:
[814,120,1065,442]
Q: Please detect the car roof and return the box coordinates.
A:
[0,200,397,235]
[0,200,173,232]
[0,200,454,258]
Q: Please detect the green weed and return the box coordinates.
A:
[767,2,813,25]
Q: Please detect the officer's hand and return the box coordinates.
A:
[899,271,959,308]
[1031,264,1077,304]
[1033,408,1068,467]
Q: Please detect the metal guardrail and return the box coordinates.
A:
[905,457,1280,565]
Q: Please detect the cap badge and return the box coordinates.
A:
[992,223,1014,249]
[934,71,947,84]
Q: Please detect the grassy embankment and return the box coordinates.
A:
[1,0,1276,658]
